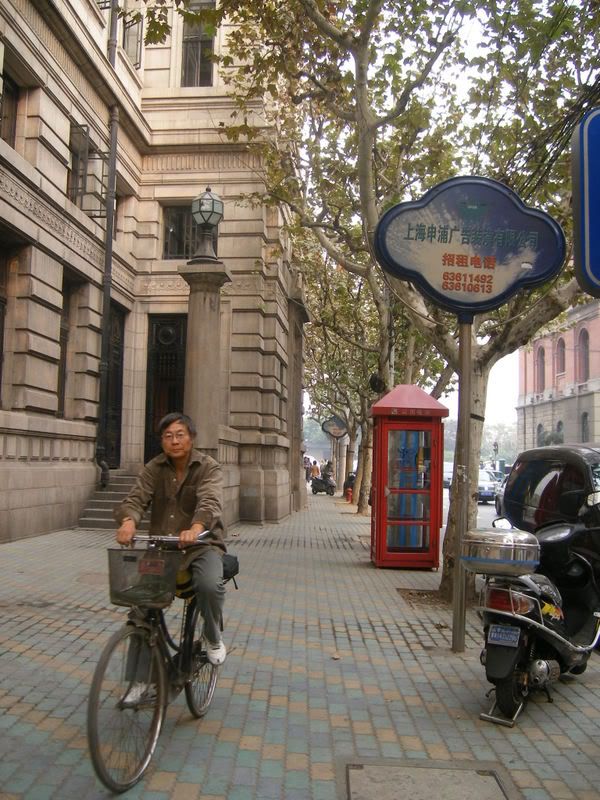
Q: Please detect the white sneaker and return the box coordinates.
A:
[206,639,226,665]
[122,682,154,706]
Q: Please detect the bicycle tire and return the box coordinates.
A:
[184,609,218,718]
[87,624,166,793]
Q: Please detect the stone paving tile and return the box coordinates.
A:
[1,497,600,798]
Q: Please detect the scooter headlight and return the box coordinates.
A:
[485,586,535,615]
[586,491,600,507]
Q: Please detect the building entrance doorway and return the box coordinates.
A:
[144,315,187,461]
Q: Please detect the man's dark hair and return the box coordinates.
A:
[157,412,197,437]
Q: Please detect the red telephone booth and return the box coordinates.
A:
[370,385,449,569]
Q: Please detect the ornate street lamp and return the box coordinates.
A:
[190,186,224,262]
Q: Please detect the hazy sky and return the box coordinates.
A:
[442,350,519,425]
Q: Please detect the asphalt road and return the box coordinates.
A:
[442,489,499,529]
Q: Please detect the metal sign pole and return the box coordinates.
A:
[452,319,472,653]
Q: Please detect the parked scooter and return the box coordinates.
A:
[462,519,600,726]
[311,474,336,496]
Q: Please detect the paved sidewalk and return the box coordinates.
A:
[1,495,600,800]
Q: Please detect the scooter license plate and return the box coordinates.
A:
[488,624,520,647]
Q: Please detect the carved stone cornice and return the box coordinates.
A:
[0,166,104,271]
[112,262,135,294]
[142,151,262,173]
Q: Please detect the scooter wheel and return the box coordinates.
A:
[570,662,587,675]
[312,488,318,495]
[495,674,527,718]
[327,488,334,496]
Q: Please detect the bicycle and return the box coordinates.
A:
[87,533,238,793]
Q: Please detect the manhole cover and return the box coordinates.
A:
[347,763,517,800]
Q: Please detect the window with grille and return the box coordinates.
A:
[0,73,19,147]
[181,2,215,87]
[123,14,143,69]
[163,206,218,259]
[57,279,73,418]
[0,259,7,394]
[581,412,590,443]
[57,272,85,418]
[67,122,108,218]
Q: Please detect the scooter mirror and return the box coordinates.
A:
[492,516,513,530]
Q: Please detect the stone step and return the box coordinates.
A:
[78,471,149,530]
[107,474,139,485]
[78,515,150,530]
[85,486,129,503]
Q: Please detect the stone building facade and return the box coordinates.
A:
[0,0,308,542]
[516,300,600,450]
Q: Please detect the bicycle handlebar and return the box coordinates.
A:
[131,531,211,545]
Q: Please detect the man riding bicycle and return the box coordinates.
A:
[114,411,227,667]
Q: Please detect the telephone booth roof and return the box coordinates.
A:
[370,384,449,418]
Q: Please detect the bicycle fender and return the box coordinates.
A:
[485,643,524,682]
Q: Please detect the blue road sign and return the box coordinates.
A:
[572,107,600,297]
[374,176,566,322]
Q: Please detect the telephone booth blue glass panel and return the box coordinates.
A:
[385,429,431,551]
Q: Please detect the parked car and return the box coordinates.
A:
[494,474,508,515]
[503,444,600,532]
[478,468,500,504]
[443,462,454,488]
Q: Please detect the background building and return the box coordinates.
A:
[0,0,308,542]
[517,300,600,450]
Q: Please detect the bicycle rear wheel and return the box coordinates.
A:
[184,610,218,718]
[87,624,166,793]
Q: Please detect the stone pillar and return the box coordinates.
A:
[179,260,232,460]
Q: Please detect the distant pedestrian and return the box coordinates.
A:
[304,456,311,482]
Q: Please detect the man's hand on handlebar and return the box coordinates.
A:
[178,524,206,547]
[116,518,137,546]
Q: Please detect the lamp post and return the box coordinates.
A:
[179,187,231,458]
[189,187,224,262]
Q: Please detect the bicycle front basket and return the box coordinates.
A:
[108,548,183,608]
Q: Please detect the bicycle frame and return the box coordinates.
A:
[127,596,200,699]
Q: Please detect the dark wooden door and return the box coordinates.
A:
[144,315,187,461]
[106,302,125,468]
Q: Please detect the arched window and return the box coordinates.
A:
[578,328,589,382]
[556,338,566,374]
[556,421,564,444]
[581,412,589,443]
[536,347,545,392]
[536,423,545,447]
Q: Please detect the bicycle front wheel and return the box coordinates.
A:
[184,610,218,718]
[87,624,166,793]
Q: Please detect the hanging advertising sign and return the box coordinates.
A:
[572,107,600,297]
[374,176,566,321]
[321,415,347,439]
